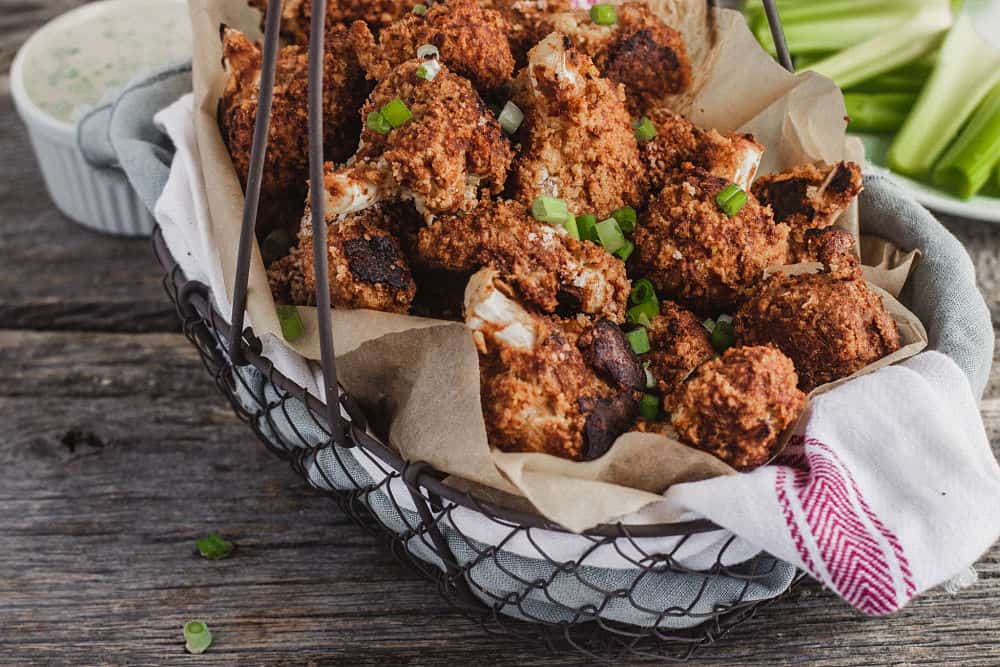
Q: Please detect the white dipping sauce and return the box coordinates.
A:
[22,0,191,124]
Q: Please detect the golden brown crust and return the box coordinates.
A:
[480,0,573,65]
[510,34,645,218]
[633,168,789,313]
[348,0,516,92]
[751,161,863,263]
[672,345,805,470]
[641,300,716,405]
[249,0,413,41]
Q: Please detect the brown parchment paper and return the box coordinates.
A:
[190,0,928,533]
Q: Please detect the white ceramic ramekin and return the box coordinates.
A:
[10,0,184,237]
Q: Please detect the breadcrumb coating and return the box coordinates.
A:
[480,0,573,66]
[249,0,413,41]
[542,2,691,114]
[348,0,516,92]
[672,345,805,470]
[751,161,863,263]
[510,33,645,219]
[734,229,900,392]
[633,167,789,313]
[640,300,716,405]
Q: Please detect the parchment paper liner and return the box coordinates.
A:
[190,0,927,532]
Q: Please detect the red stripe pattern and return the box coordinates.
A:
[775,436,916,615]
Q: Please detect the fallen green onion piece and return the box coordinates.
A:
[931,79,1000,200]
[563,215,580,240]
[530,196,570,224]
[416,44,439,59]
[715,183,748,216]
[844,92,917,133]
[276,304,304,342]
[575,214,598,242]
[626,327,651,355]
[590,3,617,26]
[632,117,656,142]
[196,533,234,560]
[643,362,656,389]
[260,228,292,265]
[416,59,441,81]
[366,111,391,135]
[412,3,427,14]
[627,300,659,325]
[702,317,716,333]
[629,278,656,305]
[381,98,412,128]
[498,100,524,134]
[184,621,213,655]
[710,319,735,352]
[595,217,626,254]
[614,239,634,262]
[639,393,660,421]
[611,206,637,233]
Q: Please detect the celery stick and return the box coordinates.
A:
[804,4,951,89]
[845,93,918,133]
[932,81,1000,199]
[887,12,1000,179]
[844,58,935,94]
[996,161,1000,190]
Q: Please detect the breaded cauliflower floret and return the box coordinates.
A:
[641,108,764,193]
[751,161,864,263]
[323,60,513,220]
[542,2,691,114]
[415,199,630,322]
[249,0,413,42]
[466,269,642,460]
[267,204,416,313]
[734,228,900,392]
[480,0,573,65]
[640,300,716,405]
[510,33,645,219]
[348,0,516,92]
[220,26,367,231]
[672,345,805,470]
[633,168,789,312]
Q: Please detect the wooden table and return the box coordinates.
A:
[3,4,1000,665]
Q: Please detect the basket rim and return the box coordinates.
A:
[152,226,726,539]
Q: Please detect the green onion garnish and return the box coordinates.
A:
[498,100,524,134]
[639,393,660,421]
[575,214,598,242]
[184,621,213,655]
[643,361,656,389]
[632,117,656,142]
[563,215,580,240]
[196,533,234,560]
[276,304,304,341]
[366,111,391,135]
[715,183,748,216]
[614,239,634,261]
[416,44,439,59]
[627,300,659,326]
[380,98,412,128]
[611,206,637,233]
[626,327,651,355]
[590,3,618,26]
[412,3,427,14]
[702,317,716,333]
[710,318,735,352]
[416,59,441,81]
[595,217,626,254]
[629,278,656,305]
[530,196,570,224]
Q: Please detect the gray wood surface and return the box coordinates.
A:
[2,3,1000,665]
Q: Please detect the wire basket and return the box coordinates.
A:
[155,0,806,659]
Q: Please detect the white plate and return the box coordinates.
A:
[853,132,1000,223]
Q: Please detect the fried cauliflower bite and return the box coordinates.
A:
[415,199,630,321]
[267,204,416,312]
[640,300,716,404]
[466,269,642,460]
[248,0,412,41]
[734,228,900,392]
[541,2,691,114]
[633,167,789,313]
[672,345,805,470]
[510,33,645,218]
[480,0,573,66]
[220,26,367,231]
[751,161,863,263]
[641,108,764,193]
[322,60,513,220]
[347,0,516,92]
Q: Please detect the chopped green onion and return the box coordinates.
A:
[715,183,748,216]
[530,196,570,224]
[590,3,618,26]
[276,304,304,342]
[184,621,213,655]
[627,300,659,326]
[632,117,656,142]
[710,319,735,352]
[412,3,427,14]
[260,228,292,265]
[702,317,716,333]
[498,100,524,134]
[380,98,412,128]
[595,217,626,254]
[639,393,660,421]
[611,206,637,233]
[575,214,598,242]
[614,239,634,261]
[563,216,580,240]
[196,533,234,560]
[626,327,651,355]
[630,279,656,305]
[366,111,391,135]
[643,362,656,389]
[416,44,439,59]
[416,59,441,81]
